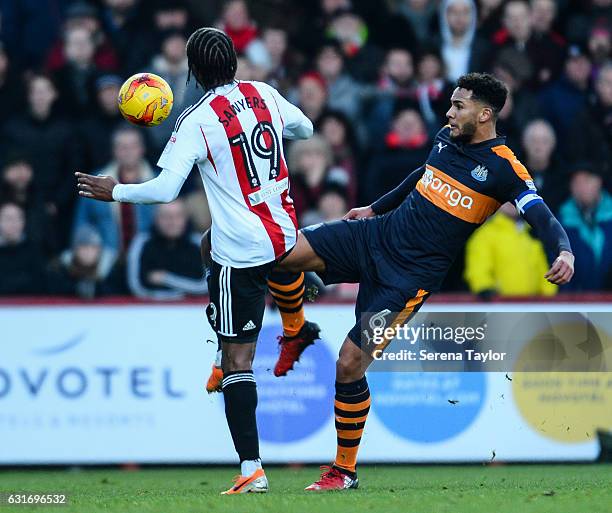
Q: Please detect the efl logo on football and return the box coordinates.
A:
[421,169,473,209]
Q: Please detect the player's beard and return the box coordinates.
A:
[450,120,477,144]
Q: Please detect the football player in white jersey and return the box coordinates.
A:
[76,27,318,494]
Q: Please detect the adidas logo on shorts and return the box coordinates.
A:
[243,320,257,331]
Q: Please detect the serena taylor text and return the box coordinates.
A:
[372,349,507,362]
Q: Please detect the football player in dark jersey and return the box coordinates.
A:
[276,72,574,491]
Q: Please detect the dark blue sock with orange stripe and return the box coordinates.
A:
[333,376,370,476]
[268,271,305,337]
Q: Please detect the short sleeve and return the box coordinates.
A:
[492,145,544,214]
[156,117,206,179]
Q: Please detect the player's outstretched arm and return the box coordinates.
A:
[521,201,574,285]
[366,164,425,216]
[76,168,186,204]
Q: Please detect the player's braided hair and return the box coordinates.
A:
[186,27,237,91]
[456,73,508,117]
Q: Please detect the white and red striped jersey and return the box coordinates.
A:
[157,81,313,268]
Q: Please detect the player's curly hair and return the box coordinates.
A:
[186,27,237,91]
[456,73,508,117]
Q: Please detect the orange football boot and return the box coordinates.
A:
[221,468,268,494]
[205,365,223,393]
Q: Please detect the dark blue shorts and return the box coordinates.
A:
[302,219,430,348]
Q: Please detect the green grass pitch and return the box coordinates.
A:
[1,465,610,513]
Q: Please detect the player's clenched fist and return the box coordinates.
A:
[75,172,117,202]
[343,205,376,221]
[544,250,574,285]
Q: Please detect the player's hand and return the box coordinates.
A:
[544,251,574,285]
[75,172,117,202]
[343,205,375,220]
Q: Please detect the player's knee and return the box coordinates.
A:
[222,346,254,372]
[336,352,362,381]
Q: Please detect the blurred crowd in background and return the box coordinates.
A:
[0,0,610,300]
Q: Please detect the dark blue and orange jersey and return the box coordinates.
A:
[369,126,544,292]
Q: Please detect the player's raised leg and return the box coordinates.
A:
[276,231,327,275]
[267,269,321,376]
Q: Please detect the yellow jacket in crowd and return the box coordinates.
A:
[464,209,557,297]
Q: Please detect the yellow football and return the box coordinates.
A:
[117,72,174,127]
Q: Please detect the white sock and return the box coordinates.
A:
[241,458,262,476]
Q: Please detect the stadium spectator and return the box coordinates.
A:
[234,55,256,81]
[587,24,611,75]
[316,111,359,204]
[315,40,363,122]
[494,89,524,152]
[569,63,612,174]
[565,0,612,46]
[0,43,26,121]
[1,74,81,247]
[301,185,349,227]
[0,0,63,70]
[325,9,384,82]
[79,74,125,171]
[491,0,566,88]
[127,200,206,300]
[367,48,417,147]
[148,29,200,153]
[531,0,562,40]
[134,1,195,80]
[414,48,455,133]
[73,127,156,257]
[294,0,351,56]
[101,0,150,73]
[218,0,258,53]
[151,0,193,33]
[374,47,415,97]
[539,44,592,148]
[464,202,557,298]
[528,0,566,83]
[288,135,351,222]
[520,119,567,214]
[45,2,119,73]
[318,186,349,222]
[257,26,295,92]
[390,0,437,46]
[476,0,504,38]
[293,72,329,124]
[0,157,55,254]
[491,48,541,135]
[0,203,45,295]
[438,0,488,82]
[52,26,101,117]
[364,108,430,204]
[46,224,117,298]
[558,165,612,291]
